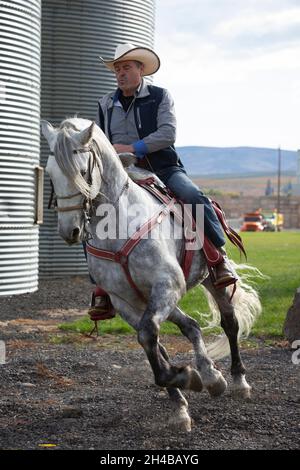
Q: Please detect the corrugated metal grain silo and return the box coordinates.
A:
[40,0,155,277]
[0,0,41,295]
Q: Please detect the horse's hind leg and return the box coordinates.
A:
[158,343,192,432]
[202,277,251,399]
[168,307,227,397]
[137,280,203,392]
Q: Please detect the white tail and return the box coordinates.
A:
[203,262,263,360]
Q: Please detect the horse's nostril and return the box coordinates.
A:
[72,228,80,239]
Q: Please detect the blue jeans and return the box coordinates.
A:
[158,167,225,248]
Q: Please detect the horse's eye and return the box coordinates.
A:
[80,170,87,177]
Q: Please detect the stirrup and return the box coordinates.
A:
[87,289,116,336]
[208,265,238,300]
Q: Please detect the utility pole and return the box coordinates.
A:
[277,146,281,231]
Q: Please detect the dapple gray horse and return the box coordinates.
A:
[42,117,261,431]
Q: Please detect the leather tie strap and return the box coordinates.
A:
[211,199,247,259]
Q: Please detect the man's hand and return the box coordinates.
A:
[113,144,134,154]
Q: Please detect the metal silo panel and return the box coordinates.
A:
[40,0,155,277]
[0,0,41,295]
[0,228,39,295]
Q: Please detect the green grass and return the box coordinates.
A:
[60,315,135,335]
[59,232,300,338]
[227,231,300,337]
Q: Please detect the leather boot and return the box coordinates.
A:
[213,247,238,288]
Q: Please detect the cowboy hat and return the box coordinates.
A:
[99,43,160,76]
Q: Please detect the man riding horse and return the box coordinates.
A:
[91,43,237,317]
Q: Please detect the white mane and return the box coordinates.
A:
[53,118,121,198]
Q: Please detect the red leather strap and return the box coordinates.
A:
[94,286,108,297]
[202,237,223,266]
[137,181,199,275]
[134,177,156,186]
[86,197,176,302]
[136,180,174,207]
[118,197,176,257]
[85,245,116,262]
[211,199,247,259]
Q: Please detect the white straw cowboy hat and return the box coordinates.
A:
[99,43,160,76]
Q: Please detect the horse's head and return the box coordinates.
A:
[41,118,102,244]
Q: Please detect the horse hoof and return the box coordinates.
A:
[169,407,192,432]
[187,368,203,392]
[206,375,228,397]
[232,375,252,400]
[232,385,252,400]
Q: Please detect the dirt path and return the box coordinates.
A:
[0,277,299,450]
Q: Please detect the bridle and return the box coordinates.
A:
[48,146,94,211]
[48,143,130,239]
[47,145,98,240]
[52,188,84,212]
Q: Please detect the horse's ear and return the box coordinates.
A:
[76,122,95,146]
[41,120,54,137]
[41,120,57,149]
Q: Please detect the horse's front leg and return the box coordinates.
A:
[137,280,203,393]
[109,294,192,431]
[158,342,192,432]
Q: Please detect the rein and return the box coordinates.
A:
[54,189,84,212]
[48,146,93,213]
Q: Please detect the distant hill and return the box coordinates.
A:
[176,146,298,177]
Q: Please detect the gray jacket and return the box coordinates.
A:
[96,78,177,156]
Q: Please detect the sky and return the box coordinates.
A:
[154,0,300,150]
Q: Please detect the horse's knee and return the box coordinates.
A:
[137,328,151,349]
[137,318,158,350]
[170,312,201,338]
[185,316,201,332]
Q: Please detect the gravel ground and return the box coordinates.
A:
[0,277,299,450]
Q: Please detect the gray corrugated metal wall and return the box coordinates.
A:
[40,0,155,276]
[0,0,41,295]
